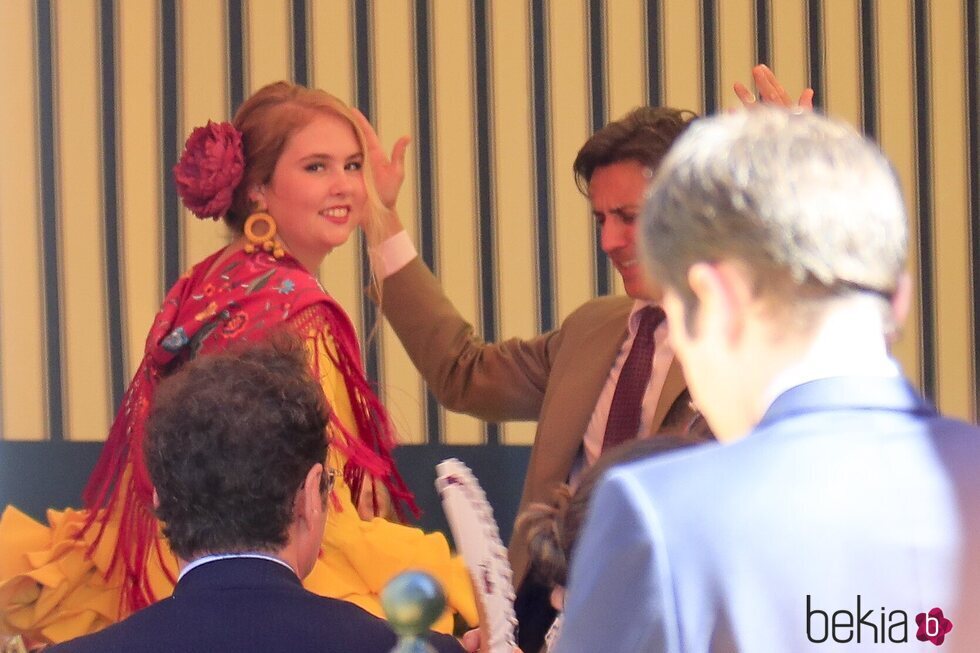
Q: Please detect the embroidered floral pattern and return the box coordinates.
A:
[160,327,188,353]
[222,310,249,337]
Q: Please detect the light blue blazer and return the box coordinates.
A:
[555,376,980,652]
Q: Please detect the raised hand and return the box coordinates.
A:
[351,108,410,210]
[459,628,523,653]
[733,64,815,110]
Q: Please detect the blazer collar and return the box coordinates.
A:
[758,375,936,430]
[174,557,302,597]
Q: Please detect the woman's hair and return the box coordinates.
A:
[519,432,712,588]
[226,81,386,247]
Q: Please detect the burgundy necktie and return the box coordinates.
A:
[602,306,666,453]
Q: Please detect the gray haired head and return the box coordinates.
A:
[639,107,908,333]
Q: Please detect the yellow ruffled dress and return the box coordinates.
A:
[0,331,476,645]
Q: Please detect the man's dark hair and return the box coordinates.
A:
[144,333,330,560]
[573,106,698,194]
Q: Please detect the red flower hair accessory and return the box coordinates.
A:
[173,120,245,220]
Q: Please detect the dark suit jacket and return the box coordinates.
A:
[557,376,980,652]
[49,558,463,653]
[381,258,687,583]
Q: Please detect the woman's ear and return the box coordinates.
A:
[247,184,266,210]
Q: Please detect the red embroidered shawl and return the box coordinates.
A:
[81,247,418,614]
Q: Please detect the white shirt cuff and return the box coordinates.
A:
[373,230,418,281]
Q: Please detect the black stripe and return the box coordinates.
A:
[473,0,499,446]
[353,0,382,393]
[755,0,771,66]
[99,0,126,411]
[414,0,441,443]
[228,0,245,113]
[292,0,308,86]
[530,0,554,333]
[912,0,936,401]
[36,0,63,441]
[968,0,980,420]
[805,0,824,110]
[701,0,718,114]
[645,0,663,107]
[858,0,878,140]
[587,0,610,298]
[161,0,181,289]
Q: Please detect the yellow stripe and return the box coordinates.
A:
[246,0,292,91]
[309,0,355,106]
[769,0,808,101]
[823,0,861,126]
[373,0,426,444]
[0,0,46,441]
[604,0,646,298]
[929,1,974,420]
[118,0,162,379]
[431,0,482,444]
[717,0,755,112]
[548,1,593,322]
[662,0,702,111]
[4,0,980,448]
[180,0,231,269]
[55,0,111,441]
[606,0,647,119]
[877,2,921,389]
[491,0,537,446]
[309,0,362,339]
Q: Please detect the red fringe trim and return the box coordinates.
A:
[294,303,420,521]
[77,297,418,618]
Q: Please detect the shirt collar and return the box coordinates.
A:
[760,303,902,415]
[178,552,296,583]
[627,299,662,336]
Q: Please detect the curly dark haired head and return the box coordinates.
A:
[144,333,330,560]
[520,433,712,589]
[573,106,698,195]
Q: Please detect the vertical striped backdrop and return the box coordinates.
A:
[0,0,976,449]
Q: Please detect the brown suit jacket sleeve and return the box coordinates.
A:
[379,257,561,422]
[381,257,689,586]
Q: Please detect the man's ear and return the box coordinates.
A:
[890,271,913,330]
[686,260,747,344]
[297,462,324,526]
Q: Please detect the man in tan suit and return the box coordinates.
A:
[372,107,695,585]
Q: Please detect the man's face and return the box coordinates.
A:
[589,160,663,301]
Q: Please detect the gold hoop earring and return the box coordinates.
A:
[243,212,285,259]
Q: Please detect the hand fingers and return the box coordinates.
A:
[753,64,787,105]
[798,88,815,110]
[733,81,756,106]
[762,66,793,106]
[390,135,411,173]
[459,629,480,652]
[751,64,773,100]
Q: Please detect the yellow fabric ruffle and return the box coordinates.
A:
[0,327,476,644]
[0,489,476,644]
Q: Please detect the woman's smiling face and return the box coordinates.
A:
[252,111,366,271]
